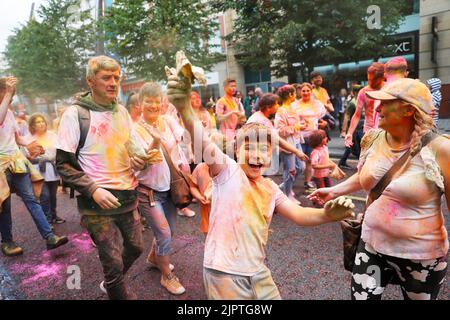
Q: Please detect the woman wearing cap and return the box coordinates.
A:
[309,78,450,300]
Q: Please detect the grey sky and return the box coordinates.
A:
[0,0,47,60]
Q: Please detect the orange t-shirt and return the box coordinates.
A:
[191,163,212,233]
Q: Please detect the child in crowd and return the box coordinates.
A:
[309,129,337,189]
[190,162,212,234]
[166,67,355,300]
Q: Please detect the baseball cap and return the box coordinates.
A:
[366,78,434,114]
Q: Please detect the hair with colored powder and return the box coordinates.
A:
[367,62,385,79]
[223,78,236,88]
[298,82,313,91]
[236,122,275,150]
[410,107,435,155]
[126,92,139,111]
[277,85,295,103]
[139,82,163,103]
[309,71,322,80]
[258,93,279,111]
[385,57,408,74]
[86,55,121,80]
[28,113,48,135]
[308,130,327,149]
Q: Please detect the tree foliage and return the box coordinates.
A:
[102,0,222,81]
[4,0,96,101]
[211,0,409,82]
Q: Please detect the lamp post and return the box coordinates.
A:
[96,0,105,55]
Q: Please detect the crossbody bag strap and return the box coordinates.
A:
[366,130,439,208]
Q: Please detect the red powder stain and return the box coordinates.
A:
[90,126,97,135]
[98,123,109,136]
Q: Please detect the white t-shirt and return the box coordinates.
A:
[358,130,448,259]
[33,131,59,182]
[56,105,138,191]
[0,110,20,156]
[204,156,288,276]
[133,122,171,192]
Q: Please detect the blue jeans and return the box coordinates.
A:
[281,143,305,196]
[40,181,59,221]
[281,152,296,196]
[0,170,53,243]
[137,188,177,256]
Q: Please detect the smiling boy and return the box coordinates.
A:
[166,66,355,300]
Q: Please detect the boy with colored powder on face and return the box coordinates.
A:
[166,65,356,300]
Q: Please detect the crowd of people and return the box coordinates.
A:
[0,53,448,301]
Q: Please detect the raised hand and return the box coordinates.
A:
[324,196,355,221]
[5,77,18,95]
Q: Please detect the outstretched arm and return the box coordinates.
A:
[307,172,362,205]
[276,196,354,226]
[166,69,227,177]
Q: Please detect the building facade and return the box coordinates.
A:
[419,0,450,119]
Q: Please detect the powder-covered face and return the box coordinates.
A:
[142,96,162,123]
[190,93,202,109]
[312,76,323,87]
[33,117,47,134]
[376,99,412,130]
[238,140,272,180]
[225,82,237,96]
[301,86,312,101]
[88,69,121,104]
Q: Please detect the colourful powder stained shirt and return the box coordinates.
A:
[0,110,21,156]
[192,163,212,233]
[246,111,275,130]
[195,108,213,134]
[215,97,241,140]
[312,87,330,106]
[32,131,59,182]
[56,105,138,191]
[133,122,171,192]
[358,130,448,260]
[204,157,288,276]
[293,100,327,139]
[275,104,304,145]
[356,86,378,132]
[310,145,330,179]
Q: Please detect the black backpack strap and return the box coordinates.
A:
[70,105,90,198]
[75,105,90,158]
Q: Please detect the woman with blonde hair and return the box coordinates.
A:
[309,78,450,300]
[133,82,188,295]
[29,113,65,224]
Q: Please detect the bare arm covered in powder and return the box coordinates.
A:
[165,53,228,177]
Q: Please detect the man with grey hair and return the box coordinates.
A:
[253,87,264,112]
[56,55,152,299]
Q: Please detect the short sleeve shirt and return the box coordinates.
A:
[56,105,138,190]
[204,158,288,276]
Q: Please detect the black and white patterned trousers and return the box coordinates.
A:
[351,240,447,300]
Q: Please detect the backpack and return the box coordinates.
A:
[69,105,90,198]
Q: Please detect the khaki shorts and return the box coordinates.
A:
[203,266,281,300]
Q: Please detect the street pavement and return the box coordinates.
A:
[0,129,449,300]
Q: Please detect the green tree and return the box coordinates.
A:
[102,0,222,81]
[211,0,409,82]
[4,0,96,102]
